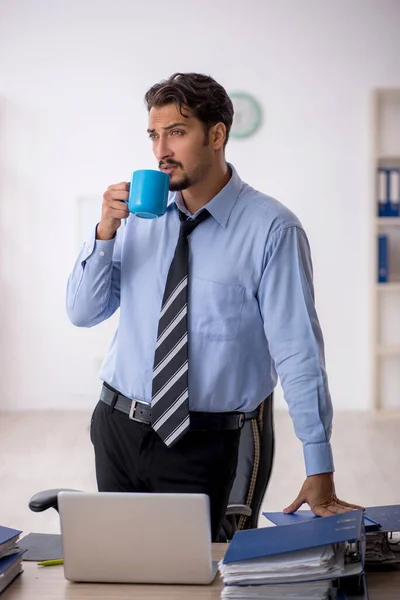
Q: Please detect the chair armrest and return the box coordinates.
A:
[225,504,252,518]
[28,488,81,513]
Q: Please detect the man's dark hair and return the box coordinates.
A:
[144,73,234,148]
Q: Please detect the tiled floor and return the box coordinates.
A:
[1,409,399,535]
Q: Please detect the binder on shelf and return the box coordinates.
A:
[377,168,390,217]
[377,168,400,218]
[389,168,400,217]
[378,234,389,283]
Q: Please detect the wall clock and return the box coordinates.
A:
[229,92,262,139]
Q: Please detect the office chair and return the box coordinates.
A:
[28,393,275,543]
[217,393,275,541]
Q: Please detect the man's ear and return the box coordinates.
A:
[211,122,226,150]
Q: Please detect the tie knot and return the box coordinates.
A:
[179,209,210,238]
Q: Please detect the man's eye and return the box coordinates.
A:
[171,130,183,136]
[149,134,158,141]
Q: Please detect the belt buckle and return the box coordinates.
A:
[129,399,149,423]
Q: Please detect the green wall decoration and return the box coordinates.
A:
[229,92,263,139]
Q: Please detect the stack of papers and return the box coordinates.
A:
[221,580,334,599]
[0,526,24,594]
[219,544,343,599]
[365,531,399,566]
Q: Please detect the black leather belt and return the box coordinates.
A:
[100,383,258,431]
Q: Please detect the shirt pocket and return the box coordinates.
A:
[190,276,245,341]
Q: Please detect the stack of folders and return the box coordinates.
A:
[218,510,367,599]
[0,526,25,595]
[264,503,400,570]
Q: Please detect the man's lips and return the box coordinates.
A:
[160,164,179,175]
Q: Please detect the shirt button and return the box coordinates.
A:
[99,251,105,257]
[87,247,93,254]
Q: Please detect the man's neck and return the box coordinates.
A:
[181,162,231,215]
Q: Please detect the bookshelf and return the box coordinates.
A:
[376,218,400,227]
[372,89,400,410]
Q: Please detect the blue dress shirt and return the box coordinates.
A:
[66,164,334,477]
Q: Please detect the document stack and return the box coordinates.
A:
[219,510,367,600]
[0,526,24,595]
[361,505,400,569]
[264,503,400,570]
[219,545,343,598]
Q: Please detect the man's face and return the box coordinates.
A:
[147,103,214,192]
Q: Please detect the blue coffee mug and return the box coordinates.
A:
[127,169,170,219]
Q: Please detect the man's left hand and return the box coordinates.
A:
[283,472,364,516]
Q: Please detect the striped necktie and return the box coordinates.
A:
[151,208,211,447]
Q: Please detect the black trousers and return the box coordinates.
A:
[90,400,241,542]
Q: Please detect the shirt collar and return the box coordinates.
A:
[167,163,242,228]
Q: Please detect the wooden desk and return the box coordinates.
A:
[3,545,400,599]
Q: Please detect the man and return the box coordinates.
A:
[67,72,361,542]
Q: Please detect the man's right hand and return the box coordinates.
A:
[96,182,130,240]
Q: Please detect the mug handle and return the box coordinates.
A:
[124,181,131,205]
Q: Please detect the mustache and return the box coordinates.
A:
[159,159,183,169]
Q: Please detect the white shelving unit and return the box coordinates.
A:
[372,89,400,410]
[376,283,400,292]
[376,218,400,227]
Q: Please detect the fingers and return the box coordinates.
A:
[104,190,129,203]
[107,182,130,191]
[283,495,305,514]
[102,202,129,219]
[102,187,130,221]
[108,199,130,214]
[106,208,130,219]
[97,182,130,240]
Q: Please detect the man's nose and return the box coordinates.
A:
[155,138,173,162]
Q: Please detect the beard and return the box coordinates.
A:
[169,173,192,192]
[168,161,213,192]
[162,150,212,192]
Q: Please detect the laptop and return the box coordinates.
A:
[58,491,218,584]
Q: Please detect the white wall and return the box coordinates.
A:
[0,0,399,411]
